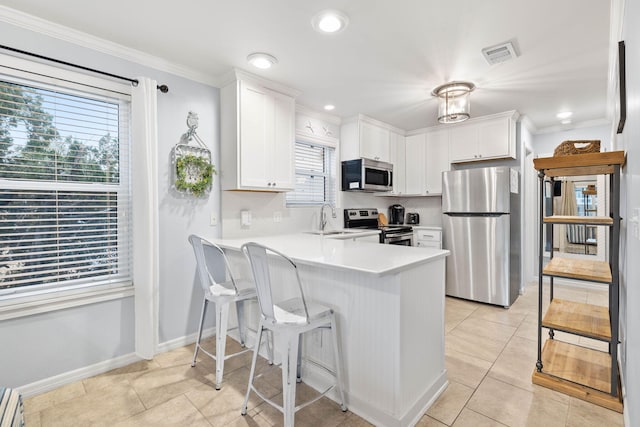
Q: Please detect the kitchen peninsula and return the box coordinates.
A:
[213,233,449,427]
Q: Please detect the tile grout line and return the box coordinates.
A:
[444,298,527,426]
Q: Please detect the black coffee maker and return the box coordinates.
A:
[389,204,405,224]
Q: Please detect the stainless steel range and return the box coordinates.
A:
[343,208,414,246]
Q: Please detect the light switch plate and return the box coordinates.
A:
[210,213,217,226]
[273,211,282,223]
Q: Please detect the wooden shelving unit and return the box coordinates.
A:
[532,151,625,413]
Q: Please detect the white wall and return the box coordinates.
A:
[529,124,613,277]
[532,124,612,155]
[620,0,640,423]
[0,21,219,388]
[220,108,342,238]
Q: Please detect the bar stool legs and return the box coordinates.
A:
[330,315,347,411]
[191,298,208,368]
[191,297,251,390]
[241,312,347,426]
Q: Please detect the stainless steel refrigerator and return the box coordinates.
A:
[442,167,521,307]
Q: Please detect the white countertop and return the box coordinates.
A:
[303,228,381,239]
[412,225,443,230]
[212,233,449,277]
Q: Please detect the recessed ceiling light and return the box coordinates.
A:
[556,111,573,119]
[561,119,572,125]
[324,104,335,111]
[312,10,349,34]
[247,52,278,69]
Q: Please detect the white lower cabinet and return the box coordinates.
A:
[414,227,442,249]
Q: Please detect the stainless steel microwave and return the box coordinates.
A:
[341,158,393,192]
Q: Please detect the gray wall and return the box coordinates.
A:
[0,22,219,388]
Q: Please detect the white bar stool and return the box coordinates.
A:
[189,235,258,390]
[240,242,347,427]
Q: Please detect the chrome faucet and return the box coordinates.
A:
[320,203,336,231]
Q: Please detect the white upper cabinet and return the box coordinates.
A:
[389,131,406,195]
[448,111,518,163]
[424,129,449,194]
[221,71,298,191]
[404,133,425,195]
[341,115,391,163]
[402,131,449,196]
[359,121,390,162]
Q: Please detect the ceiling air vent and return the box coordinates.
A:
[482,42,518,65]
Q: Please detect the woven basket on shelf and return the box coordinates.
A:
[553,140,601,157]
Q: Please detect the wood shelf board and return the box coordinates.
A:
[534,151,626,172]
[532,370,622,413]
[543,257,612,283]
[543,215,613,225]
[532,340,622,413]
[542,299,611,340]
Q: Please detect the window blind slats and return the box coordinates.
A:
[0,75,131,293]
[286,141,336,206]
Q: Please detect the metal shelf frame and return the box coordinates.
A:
[534,154,622,401]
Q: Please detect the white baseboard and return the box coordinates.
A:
[17,352,141,398]
[156,327,215,354]
[301,361,448,427]
[17,328,217,398]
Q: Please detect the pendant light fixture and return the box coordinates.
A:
[431,81,475,124]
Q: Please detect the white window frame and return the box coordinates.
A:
[286,132,338,208]
[0,54,134,320]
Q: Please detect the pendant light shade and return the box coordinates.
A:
[432,81,475,124]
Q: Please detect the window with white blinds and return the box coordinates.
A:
[286,140,336,206]
[0,72,131,296]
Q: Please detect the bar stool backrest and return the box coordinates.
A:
[241,242,310,325]
[189,234,238,296]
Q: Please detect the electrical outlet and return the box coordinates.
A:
[241,210,252,227]
[210,213,217,226]
[273,211,282,223]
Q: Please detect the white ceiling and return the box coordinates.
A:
[0,0,612,132]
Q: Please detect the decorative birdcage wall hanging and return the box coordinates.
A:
[172,112,216,196]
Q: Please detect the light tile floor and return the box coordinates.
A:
[23,283,624,426]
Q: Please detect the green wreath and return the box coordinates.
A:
[175,154,216,196]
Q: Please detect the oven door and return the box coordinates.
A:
[383,233,413,246]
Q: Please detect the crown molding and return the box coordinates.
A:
[0,5,218,87]
[217,68,301,98]
[296,104,341,125]
[519,115,538,134]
